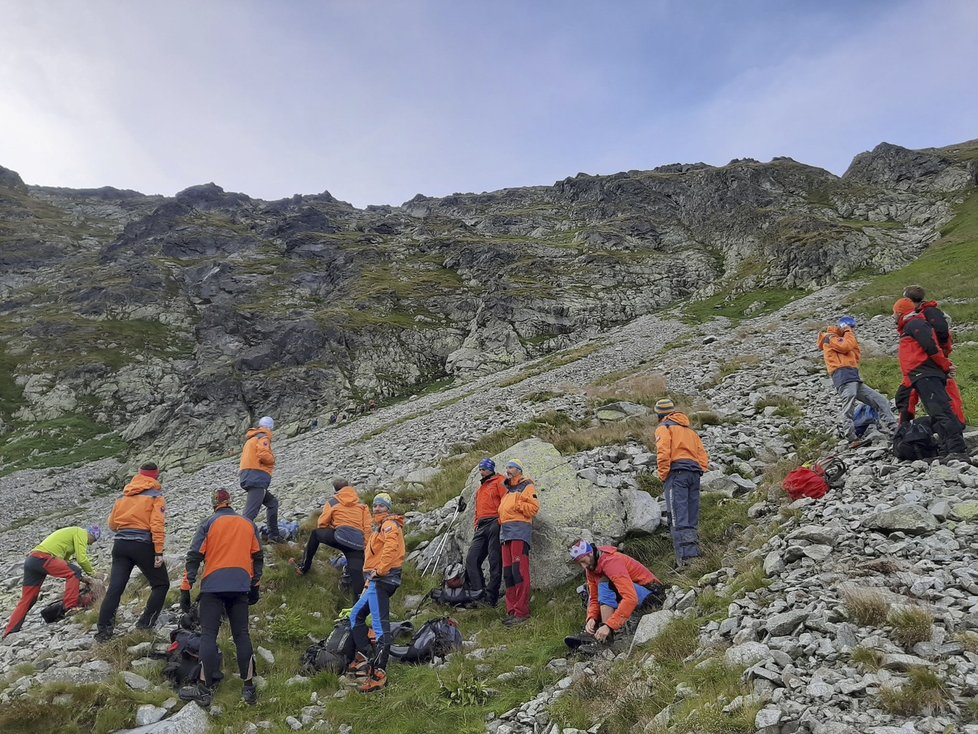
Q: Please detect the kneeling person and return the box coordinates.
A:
[570,541,663,643]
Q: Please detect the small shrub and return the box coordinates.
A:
[438,672,493,705]
[267,609,310,643]
[522,390,562,403]
[888,607,933,648]
[957,631,978,653]
[850,646,883,671]
[585,373,669,408]
[637,472,663,496]
[879,667,949,716]
[842,588,890,627]
[754,396,802,418]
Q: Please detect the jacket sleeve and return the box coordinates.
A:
[655,426,671,481]
[372,520,402,576]
[586,572,601,623]
[317,501,334,529]
[517,486,540,521]
[74,528,95,576]
[908,321,951,371]
[108,499,121,532]
[151,496,166,555]
[256,437,275,470]
[362,507,373,539]
[183,520,210,589]
[250,525,264,586]
[605,570,640,631]
[695,433,710,472]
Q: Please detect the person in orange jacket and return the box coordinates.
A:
[498,459,539,626]
[238,416,282,542]
[464,458,508,607]
[346,492,405,693]
[569,541,665,642]
[818,316,896,443]
[178,489,264,707]
[95,462,169,641]
[653,399,709,567]
[294,478,372,596]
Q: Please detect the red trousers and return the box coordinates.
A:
[502,539,530,619]
[3,552,81,638]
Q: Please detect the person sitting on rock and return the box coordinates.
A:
[95,461,169,641]
[293,478,371,597]
[179,489,263,707]
[568,540,664,644]
[463,458,508,607]
[498,459,540,626]
[893,298,968,461]
[897,285,966,427]
[653,398,709,567]
[818,316,897,445]
[346,492,405,693]
[238,416,283,542]
[3,525,100,638]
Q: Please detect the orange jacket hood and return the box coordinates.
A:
[111,474,166,553]
[334,486,360,506]
[659,411,690,427]
[246,427,272,440]
[318,487,372,537]
[124,474,161,496]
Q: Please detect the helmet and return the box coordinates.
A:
[87,525,101,542]
[478,458,495,472]
[569,540,594,561]
[837,316,857,329]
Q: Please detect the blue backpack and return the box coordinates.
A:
[853,404,880,437]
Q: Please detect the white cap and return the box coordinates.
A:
[258,416,275,430]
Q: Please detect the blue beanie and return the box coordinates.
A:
[478,458,495,472]
[88,525,101,542]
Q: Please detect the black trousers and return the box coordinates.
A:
[97,539,169,630]
[299,528,365,594]
[914,375,967,454]
[464,518,502,604]
[198,591,254,685]
[352,580,397,671]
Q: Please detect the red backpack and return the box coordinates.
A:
[782,457,845,501]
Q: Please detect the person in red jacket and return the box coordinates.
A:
[569,541,664,642]
[463,458,508,607]
[498,459,539,626]
[178,490,264,707]
[95,462,169,641]
[893,298,967,460]
[898,286,966,426]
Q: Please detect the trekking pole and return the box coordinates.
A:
[421,495,464,576]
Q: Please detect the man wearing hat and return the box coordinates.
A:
[653,398,709,567]
[568,540,664,644]
[238,415,283,542]
[463,458,508,607]
[179,489,264,707]
[3,525,100,638]
[497,459,539,626]
[347,492,405,693]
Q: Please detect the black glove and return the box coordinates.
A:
[180,589,192,613]
[248,585,260,606]
[457,495,467,512]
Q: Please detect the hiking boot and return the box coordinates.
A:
[288,558,307,577]
[503,615,529,627]
[346,652,370,678]
[178,682,213,707]
[358,668,387,693]
[242,682,258,705]
[848,437,871,449]
[94,626,113,643]
[940,453,973,466]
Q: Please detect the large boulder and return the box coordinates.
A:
[416,438,661,589]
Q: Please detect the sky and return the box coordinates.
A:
[1,0,976,208]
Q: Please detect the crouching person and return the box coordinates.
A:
[347,492,405,693]
[569,541,664,644]
[179,490,264,707]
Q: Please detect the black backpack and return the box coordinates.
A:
[390,617,463,664]
[162,627,224,687]
[893,418,939,460]
[40,583,97,624]
[429,564,482,608]
[301,618,356,675]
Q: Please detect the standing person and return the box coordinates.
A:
[818,316,898,444]
[95,462,169,641]
[238,416,282,542]
[568,541,664,642]
[293,478,371,596]
[898,286,966,426]
[346,493,405,693]
[178,490,264,707]
[463,458,508,607]
[498,459,539,626]
[653,398,709,567]
[4,526,100,638]
[892,298,968,460]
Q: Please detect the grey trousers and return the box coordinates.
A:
[837,381,895,439]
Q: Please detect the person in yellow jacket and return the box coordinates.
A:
[95,462,169,641]
[818,316,896,444]
[4,526,100,637]
[346,492,405,693]
[238,416,283,541]
[498,459,539,626]
[654,399,709,567]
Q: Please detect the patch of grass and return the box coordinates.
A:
[879,667,949,716]
[552,416,656,454]
[682,288,806,325]
[842,588,891,627]
[957,631,978,653]
[522,390,563,403]
[499,343,603,387]
[754,396,802,418]
[781,425,836,463]
[851,646,884,671]
[637,472,663,496]
[585,373,669,410]
[0,414,128,476]
[887,607,933,648]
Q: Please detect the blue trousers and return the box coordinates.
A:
[597,581,652,609]
[664,470,701,561]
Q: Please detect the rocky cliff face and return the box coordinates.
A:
[0,141,975,467]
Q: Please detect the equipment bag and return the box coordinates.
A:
[892,417,939,461]
[301,618,356,675]
[783,467,830,501]
[429,563,482,608]
[390,617,463,664]
[853,404,880,438]
[40,584,97,624]
[812,455,847,489]
[162,628,224,687]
